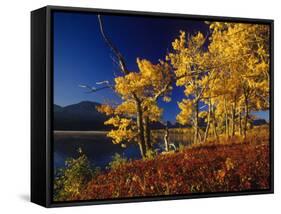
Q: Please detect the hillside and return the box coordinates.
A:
[53,101,109,131]
[54,141,269,201]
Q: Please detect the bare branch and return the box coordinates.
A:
[78,84,113,93]
[97,15,141,103]
[199,104,208,110]
[96,80,109,85]
[153,82,170,101]
[97,15,128,74]
[78,84,96,91]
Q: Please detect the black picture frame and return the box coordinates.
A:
[31,5,274,208]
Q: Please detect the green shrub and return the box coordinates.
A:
[53,148,96,201]
[108,153,128,170]
[178,143,186,152]
[145,149,157,160]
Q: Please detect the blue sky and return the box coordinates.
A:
[53,11,269,122]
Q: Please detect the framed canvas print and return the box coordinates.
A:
[31,5,274,207]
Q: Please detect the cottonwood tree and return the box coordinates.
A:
[97,59,172,157]
[167,22,269,143]
[207,22,270,139]
[167,31,210,144]
[93,15,172,158]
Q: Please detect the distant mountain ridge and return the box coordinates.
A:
[54,101,268,131]
[54,101,109,131]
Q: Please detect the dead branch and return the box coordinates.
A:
[97,15,128,74]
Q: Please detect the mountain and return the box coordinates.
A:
[54,101,109,131]
[54,101,267,131]
[252,119,268,126]
[54,104,62,112]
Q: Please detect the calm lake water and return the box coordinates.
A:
[53,131,142,171]
[53,130,190,171]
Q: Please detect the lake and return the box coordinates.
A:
[53,129,192,171]
[53,131,141,171]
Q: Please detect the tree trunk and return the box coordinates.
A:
[243,97,249,139]
[224,97,229,138]
[143,116,152,150]
[211,104,219,142]
[164,125,169,152]
[239,108,242,136]
[231,101,236,137]
[194,99,199,144]
[204,99,212,142]
[136,101,146,158]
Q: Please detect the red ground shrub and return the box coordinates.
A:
[77,142,270,200]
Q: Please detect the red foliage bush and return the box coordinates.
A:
[76,144,270,200]
[76,142,270,200]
